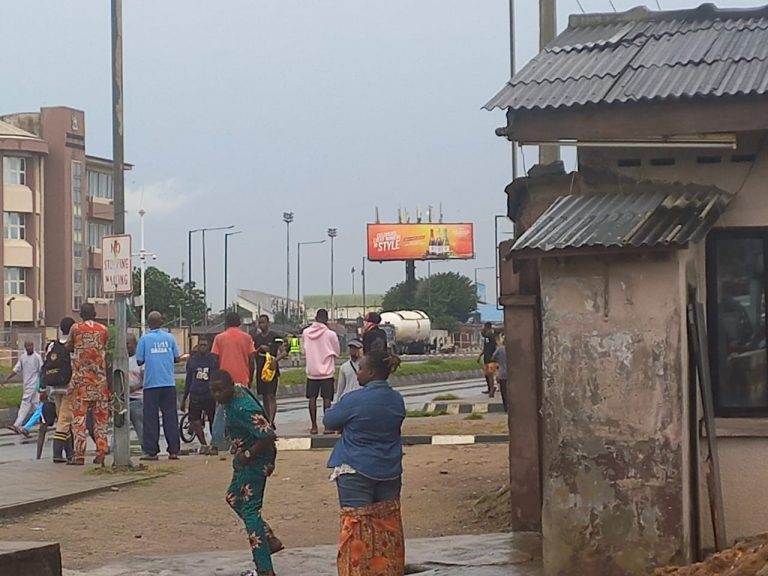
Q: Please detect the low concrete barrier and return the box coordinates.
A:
[0,542,62,576]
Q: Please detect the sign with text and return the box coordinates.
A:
[367,223,474,261]
[102,234,133,294]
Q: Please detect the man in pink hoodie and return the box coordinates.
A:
[303,309,340,435]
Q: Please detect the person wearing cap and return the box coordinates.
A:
[362,312,389,355]
[336,339,363,400]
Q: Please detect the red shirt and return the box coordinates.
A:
[68,320,110,401]
[212,327,255,385]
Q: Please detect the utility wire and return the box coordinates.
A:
[655,0,663,10]
[576,0,586,13]
[608,0,617,12]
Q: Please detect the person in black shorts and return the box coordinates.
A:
[477,322,497,398]
[182,338,219,454]
[251,315,286,426]
[303,309,340,435]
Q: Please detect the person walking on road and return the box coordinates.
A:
[211,311,256,452]
[127,333,144,442]
[303,309,340,435]
[336,339,363,400]
[362,312,389,355]
[211,369,281,576]
[323,350,406,576]
[492,337,508,413]
[288,334,301,367]
[43,317,75,462]
[250,315,286,426]
[182,338,218,454]
[66,303,110,466]
[5,340,44,436]
[137,311,182,461]
[478,322,497,398]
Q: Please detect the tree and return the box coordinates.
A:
[132,267,207,326]
[381,271,477,331]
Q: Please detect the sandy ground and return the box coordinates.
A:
[402,412,508,436]
[0,444,511,570]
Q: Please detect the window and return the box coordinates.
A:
[87,222,113,248]
[87,270,103,299]
[4,267,25,295]
[3,157,26,185]
[707,229,768,416]
[87,170,113,200]
[3,212,25,240]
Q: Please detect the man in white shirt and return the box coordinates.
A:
[336,339,363,400]
[4,340,44,435]
[127,333,144,441]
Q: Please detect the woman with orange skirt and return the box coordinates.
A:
[323,350,406,576]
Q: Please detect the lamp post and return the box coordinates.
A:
[351,266,356,296]
[199,225,234,325]
[283,212,294,321]
[187,228,203,286]
[327,228,338,319]
[224,230,242,313]
[133,208,157,334]
[6,297,16,336]
[297,239,325,323]
[361,257,367,314]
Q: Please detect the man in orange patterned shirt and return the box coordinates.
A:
[66,303,111,466]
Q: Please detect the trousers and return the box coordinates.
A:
[13,385,39,428]
[227,466,273,572]
[71,397,110,460]
[142,387,180,456]
[53,393,74,434]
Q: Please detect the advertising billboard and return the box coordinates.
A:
[367,223,474,261]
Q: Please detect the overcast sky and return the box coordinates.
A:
[2,0,763,312]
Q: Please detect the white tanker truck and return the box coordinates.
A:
[379,310,432,355]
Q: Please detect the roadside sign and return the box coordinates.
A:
[102,234,133,294]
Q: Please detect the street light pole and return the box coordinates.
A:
[187,228,203,286]
[327,228,338,319]
[199,225,234,325]
[351,266,356,296]
[361,258,366,314]
[297,239,325,323]
[224,231,242,312]
[110,0,130,468]
[283,212,294,321]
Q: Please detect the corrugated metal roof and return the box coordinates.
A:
[485,4,768,111]
[511,188,727,256]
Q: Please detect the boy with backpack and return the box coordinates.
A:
[44,317,75,463]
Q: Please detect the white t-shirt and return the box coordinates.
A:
[14,352,43,391]
[128,354,144,400]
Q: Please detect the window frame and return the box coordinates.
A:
[3,212,25,240]
[706,227,768,418]
[3,157,26,185]
[3,267,26,296]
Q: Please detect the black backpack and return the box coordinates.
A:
[42,340,72,388]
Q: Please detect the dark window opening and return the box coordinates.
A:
[650,157,675,166]
[732,154,757,163]
[617,158,641,167]
[707,229,768,416]
[696,156,722,164]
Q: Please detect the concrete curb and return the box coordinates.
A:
[422,402,506,415]
[276,434,509,451]
[0,472,168,520]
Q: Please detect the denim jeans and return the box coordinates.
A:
[211,403,227,451]
[336,473,402,508]
[129,398,144,442]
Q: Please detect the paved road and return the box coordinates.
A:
[0,378,488,463]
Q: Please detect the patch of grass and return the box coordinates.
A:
[464,413,485,421]
[84,463,178,477]
[406,409,448,418]
[0,385,22,409]
[432,394,461,402]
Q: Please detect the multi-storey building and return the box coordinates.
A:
[0,106,129,329]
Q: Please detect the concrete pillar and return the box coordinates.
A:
[539,0,560,165]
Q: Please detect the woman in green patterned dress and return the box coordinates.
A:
[211,369,279,576]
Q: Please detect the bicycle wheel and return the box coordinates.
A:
[179,413,195,444]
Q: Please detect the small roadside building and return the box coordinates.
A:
[486,4,768,575]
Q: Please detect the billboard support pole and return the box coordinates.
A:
[405,260,416,303]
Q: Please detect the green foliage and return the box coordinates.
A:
[132,267,207,326]
[381,272,477,330]
[464,413,484,421]
[433,393,461,401]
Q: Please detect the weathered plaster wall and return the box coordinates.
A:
[540,254,690,575]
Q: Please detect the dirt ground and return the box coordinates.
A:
[401,411,508,436]
[655,534,768,575]
[0,444,511,570]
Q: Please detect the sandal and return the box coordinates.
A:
[67,459,85,466]
[310,428,318,435]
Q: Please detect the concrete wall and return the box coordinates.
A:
[539,253,691,575]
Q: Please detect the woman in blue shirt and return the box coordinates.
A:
[323,350,406,576]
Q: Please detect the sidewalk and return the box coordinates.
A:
[0,460,166,519]
[65,533,542,576]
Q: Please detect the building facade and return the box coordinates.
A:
[487,4,768,575]
[1,106,125,329]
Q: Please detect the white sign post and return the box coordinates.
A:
[102,234,133,295]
